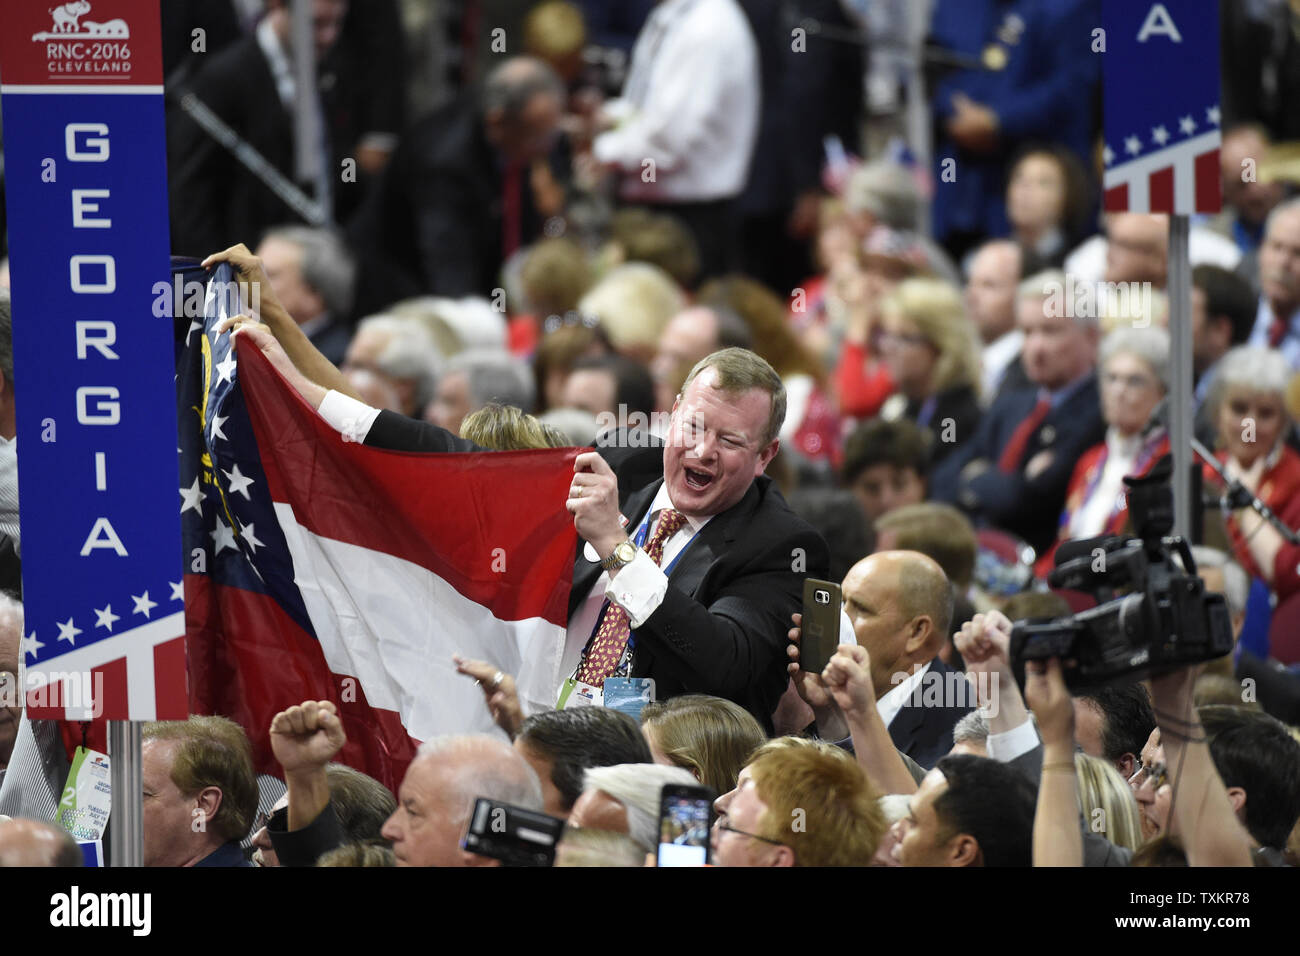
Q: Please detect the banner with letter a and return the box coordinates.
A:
[1102,0,1221,214]
[0,1,187,720]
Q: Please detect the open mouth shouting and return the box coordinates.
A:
[683,466,715,491]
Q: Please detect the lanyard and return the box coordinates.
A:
[575,507,696,673]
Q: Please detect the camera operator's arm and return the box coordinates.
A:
[203,244,363,403]
[822,645,919,795]
[1149,666,1253,867]
[1024,658,1082,867]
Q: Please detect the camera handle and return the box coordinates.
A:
[1192,438,1300,546]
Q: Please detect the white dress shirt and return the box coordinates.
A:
[593,0,760,201]
[980,329,1023,402]
[876,659,933,729]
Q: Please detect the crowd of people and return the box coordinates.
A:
[2,0,1300,868]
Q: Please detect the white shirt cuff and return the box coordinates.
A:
[317,390,380,444]
[604,548,668,629]
[986,718,1040,763]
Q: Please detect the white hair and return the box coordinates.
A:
[877,793,912,825]
[1099,325,1171,391]
[1212,344,1291,398]
[581,763,698,852]
[352,314,443,409]
[951,709,989,746]
[415,735,543,826]
[444,348,535,412]
[1189,546,1250,621]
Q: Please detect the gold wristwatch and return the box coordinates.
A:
[599,538,638,572]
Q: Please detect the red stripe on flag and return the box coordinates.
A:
[153,636,189,719]
[1195,149,1221,213]
[1104,183,1129,211]
[185,574,419,790]
[1149,167,1174,213]
[235,340,578,627]
[92,656,129,721]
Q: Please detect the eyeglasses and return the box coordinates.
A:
[542,310,601,335]
[1128,760,1169,791]
[716,823,789,850]
[1102,371,1158,392]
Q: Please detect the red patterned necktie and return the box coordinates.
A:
[998,394,1051,473]
[575,508,688,687]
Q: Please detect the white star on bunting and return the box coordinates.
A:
[94,605,120,632]
[56,617,82,645]
[1206,105,1220,125]
[132,591,158,618]
[1151,125,1169,146]
[210,414,229,441]
[22,630,43,660]
[1124,135,1142,156]
[1179,115,1196,136]
[170,580,185,601]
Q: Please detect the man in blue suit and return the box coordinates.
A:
[927,0,1100,256]
[930,269,1104,555]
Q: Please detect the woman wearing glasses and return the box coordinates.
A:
[1036,327,1170,576]
[876,278,983,467]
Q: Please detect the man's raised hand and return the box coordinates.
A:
[567,451,625,558]
[454,655,524,739]
[821,644,875,722]
[269,700,346,777]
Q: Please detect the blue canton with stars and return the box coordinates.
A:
[174,261,315,638]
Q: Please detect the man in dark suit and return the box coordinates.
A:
[930,270,1104,555]
[347,57,566,313]
[227,308,828,731]
[166,0,402,257]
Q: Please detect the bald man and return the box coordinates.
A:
[0,817,82,867]
[840,551,973,768]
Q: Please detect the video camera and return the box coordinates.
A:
[1010,455,1234,694]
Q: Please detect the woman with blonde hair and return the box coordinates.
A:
[877,277,982,464]
[1074,752,1144,852]
[640,694,767,795]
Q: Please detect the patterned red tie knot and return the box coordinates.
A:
[646,508,688,563]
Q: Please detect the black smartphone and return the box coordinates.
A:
[656,783,715,867]
[462,798,565,867]
[801,578,842,677]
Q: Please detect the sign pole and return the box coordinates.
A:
[107,721,143,866]
[1168,214,1193,540]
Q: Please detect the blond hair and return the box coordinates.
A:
[641,695,767,794]
[578,262,685,359]
[882,278,981,394]
[1074,752,1144,852]
[460,402,569,449]
[746,746,886,866]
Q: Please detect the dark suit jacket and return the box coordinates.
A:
[903,384,982,466]
[308,319,352,368]
[364,411,828,731]
[347,95,555,312]
[886,656,974,770]
[929,377,1106,554]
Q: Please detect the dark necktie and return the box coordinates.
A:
[575,509,688,687]
[1269,314,1289,348]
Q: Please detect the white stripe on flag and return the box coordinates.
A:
[273,503,567,742]
[1104,129,1221,214]
[23,611,185,720]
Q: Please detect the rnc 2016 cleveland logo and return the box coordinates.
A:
[30,2,133,79]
